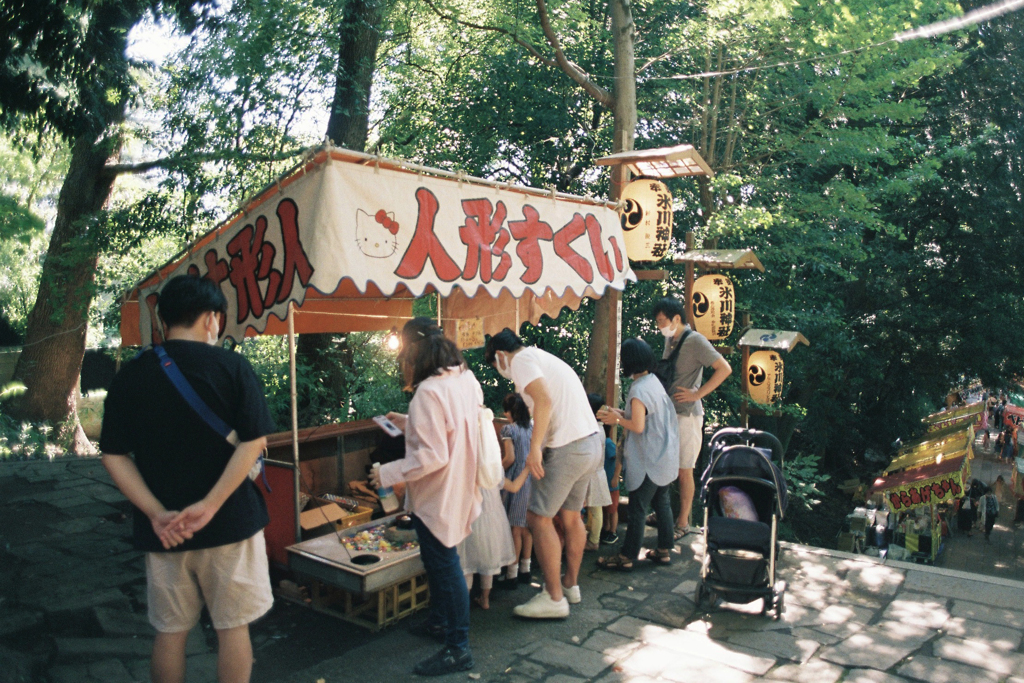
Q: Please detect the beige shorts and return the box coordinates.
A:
[146,530,273,633]
[677,412,704,470]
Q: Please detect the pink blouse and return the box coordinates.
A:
[378,367,483,547]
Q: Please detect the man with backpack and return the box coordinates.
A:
[652,297,732,538]
[100,275,276,683]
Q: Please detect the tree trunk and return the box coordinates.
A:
[8,3,138,454]
[584,0,635,401]
[297,0,386,422]
[10,135,120,453]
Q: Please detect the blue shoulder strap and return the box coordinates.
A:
[151,345,271,491]
[153,345,238,445]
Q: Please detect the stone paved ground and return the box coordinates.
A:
[4,457,1024,683]
[937,430,1024,580]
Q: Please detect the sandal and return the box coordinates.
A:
[673,526,690,541]
[596,554,634,572]
[643,548,672,566]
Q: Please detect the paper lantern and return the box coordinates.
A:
[619,180,672,261]
[747,350,784,404]
[691,274,735,341]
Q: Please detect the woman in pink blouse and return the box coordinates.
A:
[374,318,482,676]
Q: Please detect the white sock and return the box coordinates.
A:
[506,564,519,580]
[520,558,531,573]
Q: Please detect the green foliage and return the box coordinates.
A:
[782,451,830,511]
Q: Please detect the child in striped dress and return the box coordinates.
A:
[499,393,533,587]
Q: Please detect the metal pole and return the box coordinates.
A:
[288,303,301,543]
[741,313,751,428]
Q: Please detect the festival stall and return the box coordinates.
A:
[118,144,636,627]
[866,432,972,563]
[922,401,984,432]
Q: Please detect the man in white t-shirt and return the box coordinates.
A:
[486,329,603,619]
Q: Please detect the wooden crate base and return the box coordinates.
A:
[309,573,429,631]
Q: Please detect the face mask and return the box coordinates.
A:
[659,323,676,338]
[496,353,513,380]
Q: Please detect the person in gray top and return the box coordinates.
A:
[653,297,732,536]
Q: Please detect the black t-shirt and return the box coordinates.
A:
[100,340,276,552]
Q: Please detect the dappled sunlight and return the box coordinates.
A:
[944,616,1022,652]
[934,636,1019,676]
[881,595,950,629]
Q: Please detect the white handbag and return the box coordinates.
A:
[476,406,504,489]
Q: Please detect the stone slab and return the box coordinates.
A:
[897,654,1001,683]
[55,637,153,660]
[764,658,844,683]
[951,599,1024,629]
[648,628,776,675]
[932,635,1024,676]
[87,659,135,683]
[904,570,1022,607]
[618,644,684,678]
[0,607,43,636]
[818,620,932,670]
[943,616,1022,651]
[32,588,131,615]
[581,630,641,660]
[527,640,612,678]
[845,563,906,597]
[843,669,909,683]
[659,654,755,683]
[725,629,819,663]
[606,616,669,642]
[879,592,951,629]
[546,676,586,683]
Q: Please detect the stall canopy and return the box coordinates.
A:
[121,146,636,346]
[869,453,970,513]
[922,402,983,432]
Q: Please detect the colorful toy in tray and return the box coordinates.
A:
[341,525,419,553]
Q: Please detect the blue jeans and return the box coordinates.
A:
[622,475,674,561]
[412,515,470,651]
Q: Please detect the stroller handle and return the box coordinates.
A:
[708,428,785,467]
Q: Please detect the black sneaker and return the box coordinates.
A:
[407,619,446,643]
[494,577,519,591]
[600,530,619,545]
[413,646,474,676]
[517,570,532,584]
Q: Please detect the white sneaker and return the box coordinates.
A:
[563,584,581,604]
[513,590,570,619]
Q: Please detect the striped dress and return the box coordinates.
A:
[501,422,533,527]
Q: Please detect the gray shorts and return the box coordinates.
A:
[529,432,603,518]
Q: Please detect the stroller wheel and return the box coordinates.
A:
[694,583,704,609]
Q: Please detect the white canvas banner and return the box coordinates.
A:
[137,156,635,344]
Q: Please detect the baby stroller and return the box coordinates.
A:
[694,428,788,619]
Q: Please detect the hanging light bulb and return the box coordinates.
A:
[384,327,401,352]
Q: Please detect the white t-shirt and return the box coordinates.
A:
[510,347,599,449]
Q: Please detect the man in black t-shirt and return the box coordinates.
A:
[101,275,276,683]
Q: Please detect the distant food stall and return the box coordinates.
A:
[866,432,972,564]
[118,145,636,627]
[922,401,984,433]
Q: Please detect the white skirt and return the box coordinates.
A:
[585,467,613,507]
[457,485,516,575]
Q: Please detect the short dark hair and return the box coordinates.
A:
[621,337,656,376]
[400,317,466,388]
[484,328,524,365]
[502,393,531,428]
[157,275,228,329]
[652,297,685,322]
[587,392,605,416]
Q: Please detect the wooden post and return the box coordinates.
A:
[684,232,696,329]
[288,303,301,543]
[740,312,751,428]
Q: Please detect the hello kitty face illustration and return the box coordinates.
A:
[355,208,399,258]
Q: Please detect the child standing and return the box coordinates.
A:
[498,393,534,587]
[596,338,680,571]
[589,393,620,545]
